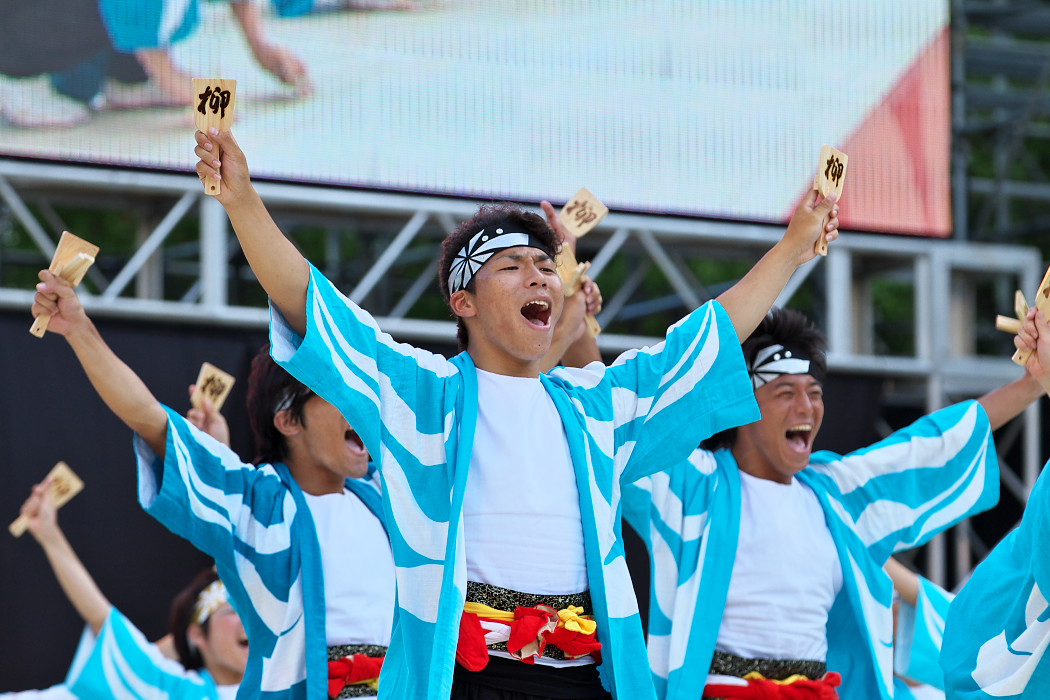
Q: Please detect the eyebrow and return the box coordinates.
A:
[770,377,821,389]
[493,250,553,263]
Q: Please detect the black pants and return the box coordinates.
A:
[451,657,612,700]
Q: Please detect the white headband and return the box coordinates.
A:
[749,343,811,389]
[447,228,549,294]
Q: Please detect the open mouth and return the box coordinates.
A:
[520,299,552,328]
[238,636,249,649]
[345,428,366,454]
[785,424,813,451]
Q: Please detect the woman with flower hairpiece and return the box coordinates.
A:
[11,478,246,698]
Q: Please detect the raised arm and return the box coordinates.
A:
[541,279,603,371]
[717,190,839,342]
[194,129,311,334]
[558,280,603,369]
[32,271,168,457]
[975,307,1050,429]
[976,373,1044,431]
[538,200,603,371]
[884,557,920,608]
[21,479,110,635]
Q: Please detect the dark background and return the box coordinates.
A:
[0,307,972,690]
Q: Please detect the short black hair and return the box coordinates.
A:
[702,307,827,451]
[437,203,560,350]
[246,344,313,465]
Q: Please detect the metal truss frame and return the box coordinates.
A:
[954,0,1050,244]
[0,156,1042,587]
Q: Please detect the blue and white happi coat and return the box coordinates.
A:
[895,574,953,697]
[63,607,231,699]
[268,264,760,699]
[621,400,999,700]
[940,461,1050,700]
[135,410,386,699]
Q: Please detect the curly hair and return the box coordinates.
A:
[437,203,559,350]
[702,307,827,451]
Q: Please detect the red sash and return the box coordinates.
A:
[327,653,384,698]
[456,603,602,671]
[703,672,842,700]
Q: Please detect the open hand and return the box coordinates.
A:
[251,43,313,96]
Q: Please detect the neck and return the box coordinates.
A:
[205,664,242,686]
[467,345,542,378]
[731,444,794,485]
[286,458,346,495]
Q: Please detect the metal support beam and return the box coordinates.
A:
[102,192,197,301]
[350,211,429,303]
[587,227,630,280]
[635,229,702,309]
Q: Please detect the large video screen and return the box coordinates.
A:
[0,0,950,236]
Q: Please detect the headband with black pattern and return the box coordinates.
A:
[447,228,552,295]
[748,342,814,389]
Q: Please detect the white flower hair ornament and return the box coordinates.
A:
[191,579,230,626]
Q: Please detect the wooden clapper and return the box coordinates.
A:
[30,231,99,337]
[556,188,609,337]
[192,78,237,196]
[813,145,848,256]
[190,362,236,412]
[9,462,85,537]
[995,266,1050,366]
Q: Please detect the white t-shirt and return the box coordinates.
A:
[216,686,240,700]
[304,489,396,647]
[463,369,589,594]
[714,471,843,665]
[463,369,592,667]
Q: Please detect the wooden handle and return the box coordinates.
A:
[192,79,236,196]
[564,262,591,297]
[10,461,83,537]
[29,253,95,338]
[8,514,30,537]
[814,234,828,256]
[996,315,1022,334]
[814,215,829,256]
[203,142,222,196]
[29,315,50,338]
